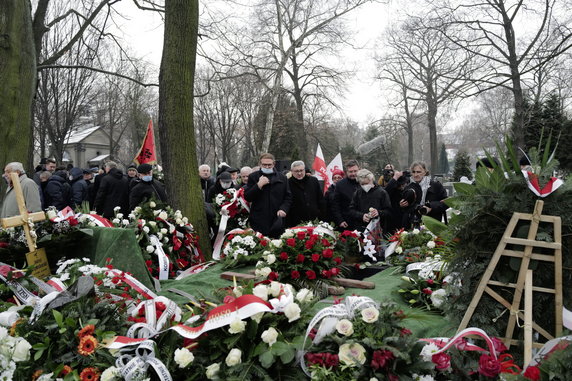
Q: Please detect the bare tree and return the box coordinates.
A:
[428,0,572,148]
[377,17,476,170]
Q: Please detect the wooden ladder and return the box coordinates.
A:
[457,200,563,351]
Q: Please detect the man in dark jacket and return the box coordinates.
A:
[94,161,129,218]
[331,160,361,230]
[129,163,168,211]
[349,169,392,232]
[206,171,236,203]
[245,153,292,238]
[70,167,88,208]
[286,161,325,227]
[44,169,72,210]
[199,164,215,202]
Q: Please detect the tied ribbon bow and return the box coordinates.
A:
[523,171,563,197]
[116,340,172,381]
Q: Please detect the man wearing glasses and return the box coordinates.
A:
[244,153,292,237]
[286,161,325,227]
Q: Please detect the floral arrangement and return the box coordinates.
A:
[254,223,344,290]
[333,230,364,263]
[212,188,250,231]
[398,274,447,311]
[125,200,204,279]
[385,227,444,267]
[219,229,270,269]
[302,299,430,380]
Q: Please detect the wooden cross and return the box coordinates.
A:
[1,173,46,250]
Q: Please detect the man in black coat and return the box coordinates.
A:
[206,171,237,203]
[199,164,215,202]
[349,169,392,232]
[331,160,361,230]
[69,167,88,208]
[43,170,71,210]
[129,164,168,211]
[94,161,129,218]
[244,153,292,238]
[286,161,325,227]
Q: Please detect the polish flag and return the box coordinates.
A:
[312,144,329,192]
[326,153,343,188]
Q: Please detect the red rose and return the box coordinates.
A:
[306,270,316,280]
[321,270,332,278]
[297,231,306,240]
[388,374,399,381]
[68,217,79,226]
[311,253,320,262]
[523,365,541,381]
[321,239,330,246]
[333,257,342,265]
[296,254,306,263]
[305,240,315,250]
[341,230,352,237]
[279,252,289,261]
[291,270,300,279]
[432,352,451,370]
[330,267,340,276]
[422,288,433,295]
[371,350,394,370]
[260,240,268,247]
[322,248,333,258]
[478,354,502,378]
[268,271,279,281]
[323,353,339,367]
[427,279,434,285]
[400,328,412,336]
[286,238,296,247]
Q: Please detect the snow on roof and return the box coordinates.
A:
[65,125,101,144]
[88,154,110,163]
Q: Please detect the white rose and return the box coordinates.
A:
[12,338,32,362]
[430,288,447,308]
[269,281,282,297]
[176,218,183,225]
[174,347,195,368]
[335,319,354,336]
[205,363,220,379]
[284,302,301,322]
[253,284,269,301]
[255,267,272,278]
[46,209,57,219]
[412,228,420,234]
[261,327,279,347]
[266,254,276,265]
[101,366,120,381]
[160,228,168,235]
[426,240,436,249]
[143,226,150,234]
[146,245,155,253]
[182,217,189,224]
[280,229,294,238]
[158,211,168,220]
[295,289,314,303]
[148,221,157,228]
[361,307,379,323]
[271,239,282,248]
[395,246,403,254]
[150,201,156,208]
[228,319,246,334]
[225,348,242,367]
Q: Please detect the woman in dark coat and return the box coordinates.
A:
[348,169,392,232]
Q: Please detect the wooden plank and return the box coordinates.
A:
[502,249,555,262]
[554,217,563,336]
[487,280,556,294]
[333,278,375,289]
[328,286,345,295]
[220,271,256,281]
[503,237,561,249]
[524,270,533,366]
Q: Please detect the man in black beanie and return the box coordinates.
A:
[129,163,167,211]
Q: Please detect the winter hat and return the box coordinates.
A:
[227,167,239,173]
[217,171,232,182]
[332,169,345,178]
[137,163,153,174]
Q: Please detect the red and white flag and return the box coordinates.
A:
[312,144,329,192]
[326,153,343,187]
[522,171,563,197]
[134,119,157,165]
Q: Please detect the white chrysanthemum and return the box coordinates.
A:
[420,342,440,362]
[101,366,120,381]
[412,228,420,234]
[430,289,447,308]
[426,240,436,249]
[112,218,120,224]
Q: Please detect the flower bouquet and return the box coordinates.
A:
[334,230,364,264]
[398,274,447,312]
[385,227,446,268]
[219,229,270,269]
[255,223,344,292]
[302,299,431,380]
[128,199,204,279]
[212,188,250,231]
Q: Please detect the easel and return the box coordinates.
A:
[458,200,563,361]
[1,172,50,278]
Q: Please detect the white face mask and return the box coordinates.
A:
[361,184,374,192]
[261,167,273,174]
[221,181,232,189]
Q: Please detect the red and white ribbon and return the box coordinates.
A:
[522,171,564,198]
[175,261,216,280]
[149,235,170,280]
[81,213,114,227]
[212,189,250,260]
[423,327,498,359]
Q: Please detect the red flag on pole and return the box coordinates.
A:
[312,143,329,193]
[134,119,157,165]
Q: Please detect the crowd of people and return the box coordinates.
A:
[1,159,167,219]
[2,153,449,241]
[200,153,449,239]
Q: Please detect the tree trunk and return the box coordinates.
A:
[0,0,36,201]
[159,0,212,257]
[427,99,438,173]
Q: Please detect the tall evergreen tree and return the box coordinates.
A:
[438,143,450,175]
[453,150,472,181]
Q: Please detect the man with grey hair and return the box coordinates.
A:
[286,160,324,227]
[199,164,214,202]
[239,166,252,187]
[1,162,42,218]
[349,168,391,232]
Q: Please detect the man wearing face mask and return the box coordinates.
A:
[332,160,361,230]
[1,162,43,218]
[349,169,391,232]
[244,153,292,238]
[206,171,236,203]
[129,164,168,211]
[286,161,325,227]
